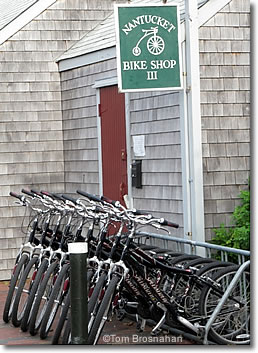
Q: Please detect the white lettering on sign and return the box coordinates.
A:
[150,59,176,69]
[122,60,177,72]
[123,61,147,71]
[122,15,176,35]
[147,71,158,80]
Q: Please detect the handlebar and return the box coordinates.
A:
[62,194,78,205]
[41,190,54,199]
[76,190,103,204]
[10,191,24,202]
[160,218,179,229]
[51,193,65,202]
[11,188,180,230]
[31,189,44,198]
[101,195,118,207]
[21,189,36,198]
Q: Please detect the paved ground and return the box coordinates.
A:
[0,281,195,346]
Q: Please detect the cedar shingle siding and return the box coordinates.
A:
[0,0,117,280]
[199,0,250,240]
[60,0,250,243]
[0,0,250,279]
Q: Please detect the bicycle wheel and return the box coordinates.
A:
[20,257,49,332]
[40,263,70,339]
[172,262,235,319]
[87,275,120,345]
[29,260,59,336]
[3,253,29,323]
[170,258,221,302]
[147,35,164,55]
[11,256,38,327]
[52,291,70,345]
[189,261,235,310]
[199,265,250,344]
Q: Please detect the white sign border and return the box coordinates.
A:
[114,3,183,93]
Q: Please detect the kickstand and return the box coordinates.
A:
[151,313,166,336]
[136,314,146,332]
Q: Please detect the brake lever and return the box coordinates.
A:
[152,223,171,234]
[14,200,24,206]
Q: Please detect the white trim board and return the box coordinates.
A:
[58,47,117,72]
[198,0,231,27]
[92,76,118,89]
[96,88,103,198]
[180,0,231,43]
[0,0,57,46]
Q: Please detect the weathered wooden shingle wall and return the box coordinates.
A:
[199,0,250,240]
[59,0,250,252]
[61,59,118,196]
[130,91,183,235]
[61,68,183,237]
[0,0,115,279]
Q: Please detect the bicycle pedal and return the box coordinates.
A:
[116,309,125,321]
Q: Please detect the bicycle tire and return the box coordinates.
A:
[61,313,71,344]
[20,257,49,332]
[3,254,29,323]
[11,256,38,327]
[87,268,95,283]
[88,272,107,332]
[52,291,70,345]
[199,265,250,345]
[87,275,120,345]
[40,263,70,339]
[169,254,201,265]
[196,260,234,277]
[184,257,216,269]
[29,260,59,336]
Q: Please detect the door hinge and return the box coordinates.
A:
[98,103,107,117]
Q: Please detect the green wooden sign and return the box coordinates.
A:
[115,4,182,92]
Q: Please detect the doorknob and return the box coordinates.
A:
[121,149,127,161]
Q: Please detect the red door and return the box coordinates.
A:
[99,85,128,205]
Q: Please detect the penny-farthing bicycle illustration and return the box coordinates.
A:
[132,27,165,56]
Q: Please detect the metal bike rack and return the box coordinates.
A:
[134,231,250,344]
[135,231,250,264]
[203,260,250,345]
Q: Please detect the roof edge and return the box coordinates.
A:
[58,0,232,72]
[58,47,117,72]
[0,0,57,46]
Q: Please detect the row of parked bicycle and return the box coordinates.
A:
[3,188,250,345]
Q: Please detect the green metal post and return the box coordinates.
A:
[68,242,88,344]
